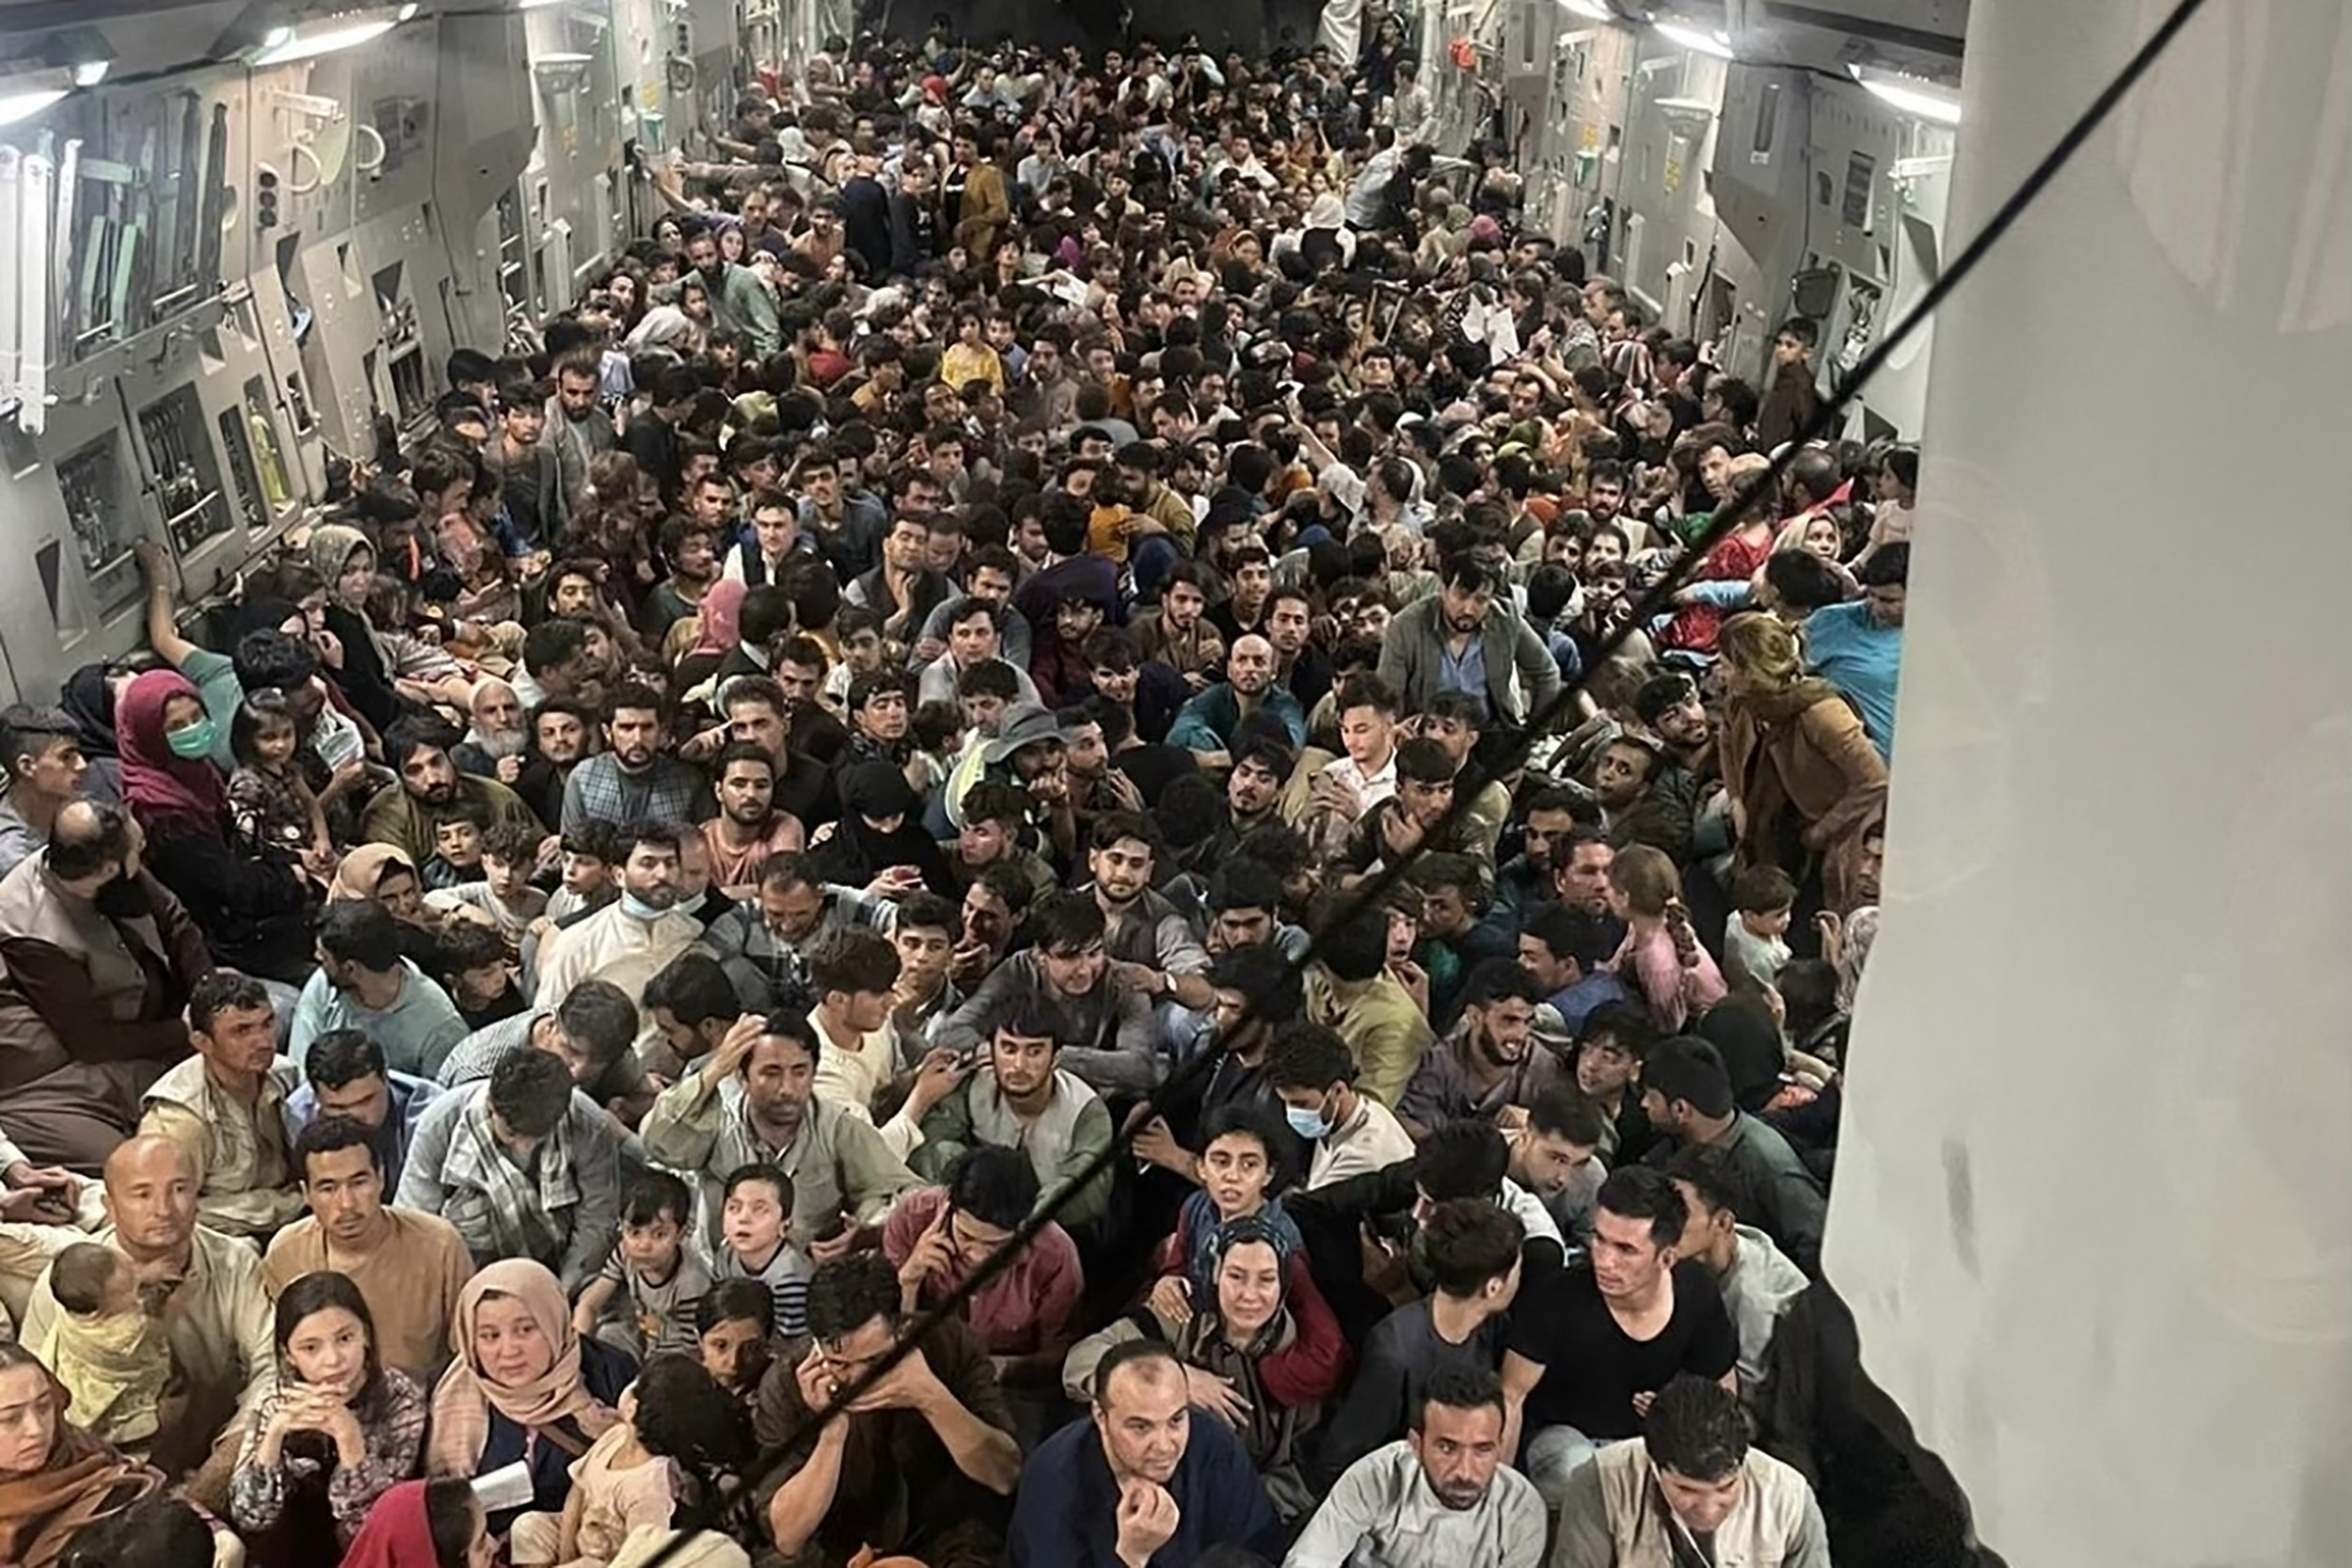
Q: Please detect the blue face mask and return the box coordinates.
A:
[618,892,667,922]
[1284,1102,1333,1141]
[165,718,220,759]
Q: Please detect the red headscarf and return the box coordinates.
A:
[115,669,230,830]
[338,1481,438,1568]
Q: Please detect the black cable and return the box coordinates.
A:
[632,0,2219,1556]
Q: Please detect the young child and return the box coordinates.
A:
[509,1354,747,1568]
[575,1172,712,1358]
[426,819,549,944]
[227,689,332,869]
[1724,863,1798,994]
[422,800,491,891]
[821,605,890,713]
[437,920,527,1031]
[42,1243,171,1450]
[712,1164,811,1338]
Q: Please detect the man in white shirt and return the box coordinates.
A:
[1285,1364,1547,1568]
[805,928,941,1160]
[1305,673,1403,857]
[1267,1022,1415,1190]
[533,822,706,1061]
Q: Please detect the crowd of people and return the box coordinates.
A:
[0,18,1928,1568]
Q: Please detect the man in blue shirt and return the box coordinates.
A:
[1009,1338,1282,1568]
[283,1028,442,1196]
[1804,543,1907,762]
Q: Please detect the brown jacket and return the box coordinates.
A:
[953,163,1011,259]
[0,858,209,1095]
[1719,680,1888,915]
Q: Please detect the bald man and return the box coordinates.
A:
[20,1135,276,1493]
[0,800,213,1171]
[1165,632,1309,768]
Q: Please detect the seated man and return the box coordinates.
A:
[640,1011,918,1261]
[1165,633,1306,767]
[532,819,707,1062]
[1009,1338,1283,1568]
[756,1252,1023,1568]
[882,1145,1083,1372]
[1552,1374,1832,1568]
[394,1047,622,1292]
[283,1028,441,1196]
[0,802,213,1170]
[641,948,742,1075]
[914,1002,1115,1236]
[1287,1365,1547,1568]
[1501,1167,1738,1509]
[137,973,302,1241]
[1639,1037,1827,1277]
[359,717,547,869]
[936,893,1165,1097]
[1264,1022,1416,1191]
[1665,1149,1807,1400]
[706,850,897,1011]
[263,1116,474,1380]
[1506,1085,1609,1245]
[288,900,470,1078]
[1396,958,1562,1138]
[1332,737,1496,888]
[1288,1121,1564,1347]
[1518,903,1633,1037]
[21,1136,275,1488]
[1301,906,1433,1110]
[434,975,650,1126]
[1315,1198,1525,1484]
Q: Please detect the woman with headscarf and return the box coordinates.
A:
[339,1478,493,1568]
[326,843,445,973]
[665,578,746,707]
[56,666,127,810]
[117,668,315,983]
[1062,1214,1346,1516]
[0,1341,167,1568]
[310,524,408,730]
[1715,612,1889,917]
[426,1259,633,1535]
[1699,992,1839,1175]
[803,758,959,898]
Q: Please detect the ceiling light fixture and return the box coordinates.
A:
[1851,64,1962,124]
[1655,20,1737,59]
[1560,0,1616,20]
[245,4,421,67]
[0,86,69,127]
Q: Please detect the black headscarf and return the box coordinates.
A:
[57,666,119,759]
[1699,994,1789,1115]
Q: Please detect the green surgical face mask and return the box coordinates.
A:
[164,718,220,760]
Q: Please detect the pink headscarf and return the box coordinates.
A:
[116,669,229,830]
[688,578,748,660]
